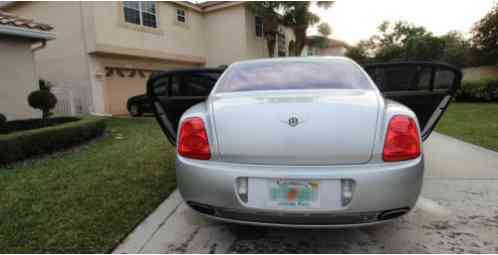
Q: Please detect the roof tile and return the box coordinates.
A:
[0,10,53,31]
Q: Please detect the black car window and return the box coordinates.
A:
[170,74,218,97]
[434,69,455,90]
[368,65,432,92]
[152,76,169,96]
[215,60,372,92]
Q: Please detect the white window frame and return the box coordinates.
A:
[123,1,157,28]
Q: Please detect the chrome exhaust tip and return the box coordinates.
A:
[378,207,410,221]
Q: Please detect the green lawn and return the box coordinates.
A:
[436,103,498,152]
[0,117,176,253]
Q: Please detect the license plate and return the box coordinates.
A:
[268,179,320,208]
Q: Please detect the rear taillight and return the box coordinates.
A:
[383,115,421,162]
[178,117,211,160]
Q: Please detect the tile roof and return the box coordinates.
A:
[0,10,53,31]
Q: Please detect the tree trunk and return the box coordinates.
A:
[42,110,49,119]
[293,25,308,56]
[263,16,279,58]
[265,33,276,57]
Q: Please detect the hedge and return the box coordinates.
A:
[0,117,80,134]
[456,77,498,102]
[0,116,106,165]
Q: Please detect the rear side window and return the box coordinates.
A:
[434,69,455,90]
[215,60,372,93]
[367,65,432,92]
[170,73,219,97]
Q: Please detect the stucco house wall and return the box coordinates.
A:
[204,4,247,66]
[91,2,206,63]
[4,1,298,116]
[319,47,346,56]
[0,36,39,120]
[244,7,268,60]
[6,2,92,114]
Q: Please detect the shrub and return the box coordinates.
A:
[0,117,79,134]
[0,116,106,165]
[0,113,6,127]
[456,77,498,102]
[28,89,57,119]
[39,79,52,91]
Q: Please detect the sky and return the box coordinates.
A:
[309,0,496,45]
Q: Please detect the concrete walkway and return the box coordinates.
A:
[114,133,498,253]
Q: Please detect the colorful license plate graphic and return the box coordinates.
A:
[269,180,320,208]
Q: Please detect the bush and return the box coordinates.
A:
[0,113,6,127]
[0,116,106,165]
[28,89,57,119]
[456,78,498,102]
[0,117,79,134]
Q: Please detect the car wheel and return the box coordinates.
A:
[129,104,142,117]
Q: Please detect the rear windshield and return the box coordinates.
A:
[215,59,372,93]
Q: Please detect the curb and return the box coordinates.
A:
[113,190,183,253]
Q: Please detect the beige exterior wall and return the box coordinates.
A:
[302,45,346,57]
[244,7,268,60]
[204,5,247,66]
[0,36,39,120]
[280,25,297,56]
[5,2,297,116]
[91,2,206,63]
[5,2,93,114]
[92,55,199,115]
[319,47,346,56]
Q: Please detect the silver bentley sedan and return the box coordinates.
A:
[147,57,462,227]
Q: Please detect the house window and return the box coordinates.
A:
[123,1,157,28]
[176,9,186,23]
[255,16,263,37]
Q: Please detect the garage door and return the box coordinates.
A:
[106,71,149,115]
[105,64,200,115]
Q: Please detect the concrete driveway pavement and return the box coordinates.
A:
[114,133,498,253]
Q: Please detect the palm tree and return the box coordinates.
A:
[247,2,334,57]
[247,2,284,58]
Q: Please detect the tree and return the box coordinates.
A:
[346,21,474,67]
[471,2,498,65]
[345,40,373,64]
[246,2,283,58]
[440,31,472,67]
[28,79,57,119]
[366,21,446,62]
[282,2,333,55]
[247,2,334,57]
[317,22,332,37]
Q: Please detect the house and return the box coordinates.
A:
[302,36,348,57]
[2,1,296,116]
[0,10,55,120]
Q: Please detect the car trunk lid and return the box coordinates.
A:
[211,90,380,165]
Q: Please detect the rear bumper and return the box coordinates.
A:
[176,156,424,227]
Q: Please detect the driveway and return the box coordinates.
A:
[114,133,498,253]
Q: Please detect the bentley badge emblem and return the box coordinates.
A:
[288,117,299,127]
